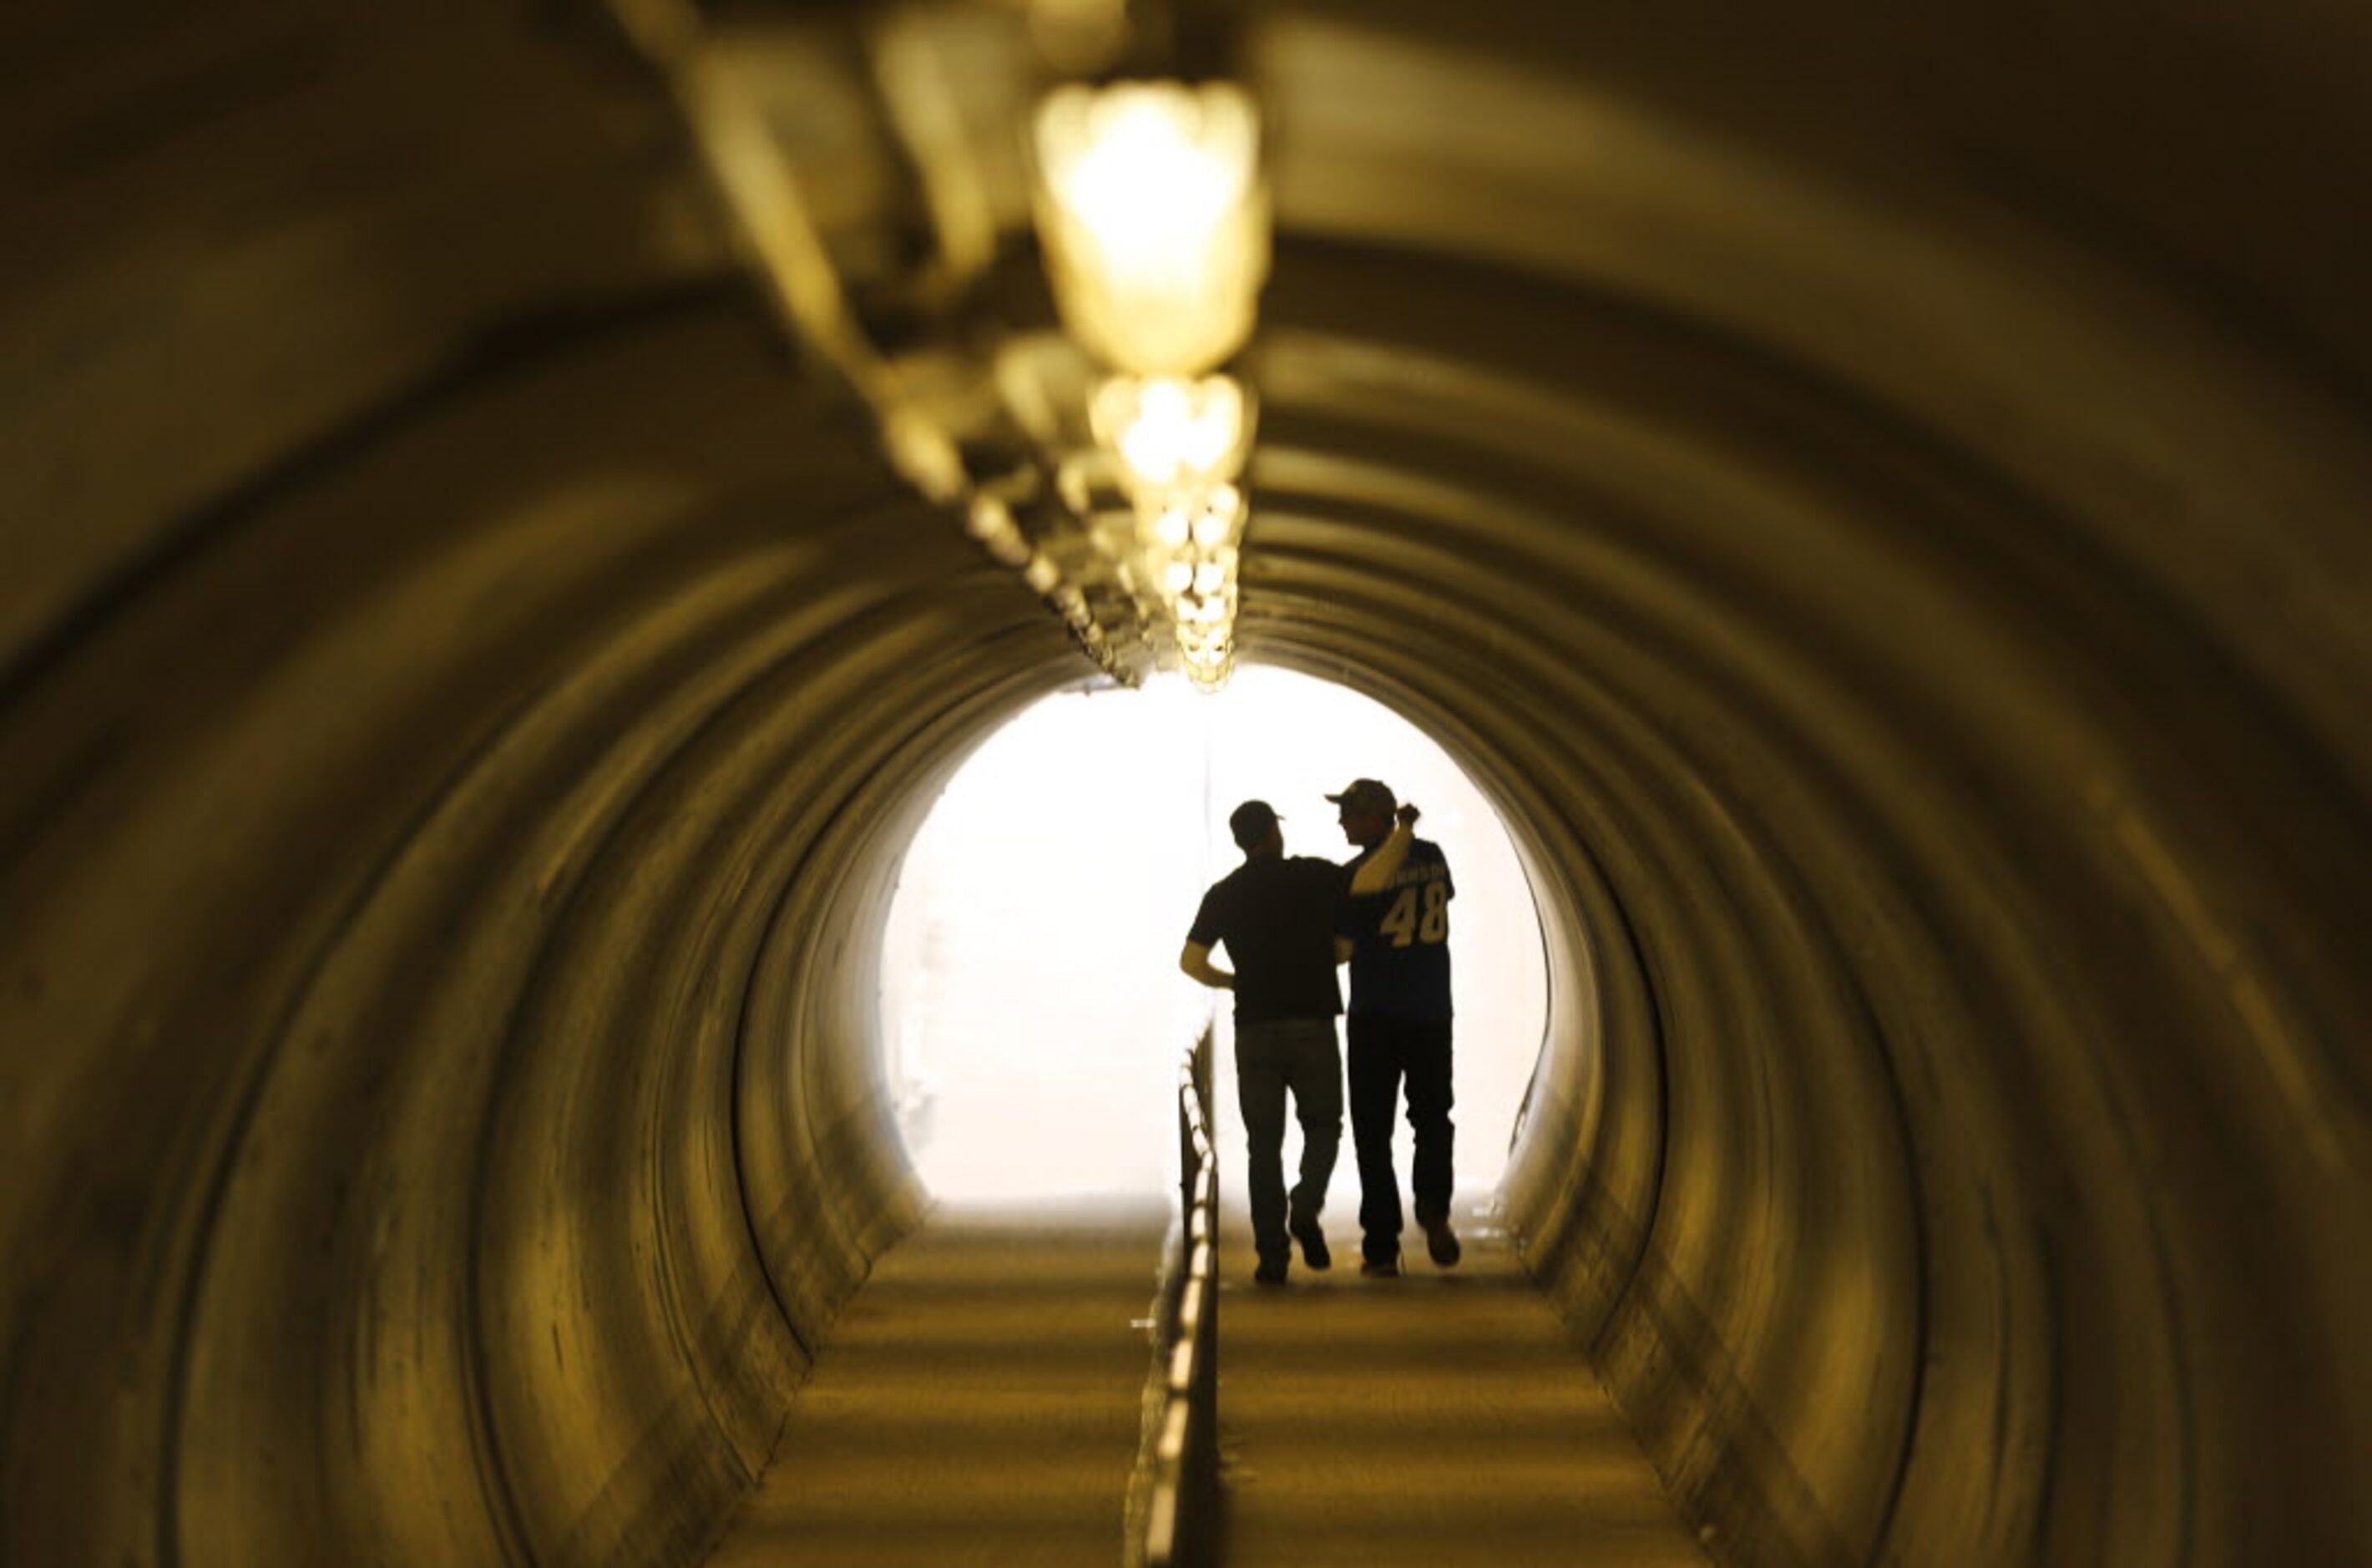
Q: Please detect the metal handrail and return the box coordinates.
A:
[1130,1029,1220,1567]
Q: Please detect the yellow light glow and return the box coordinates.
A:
[1092,375,1252,497]
[1033,81,1268,375]
[1142,485,1245,554]
[1191,497,1240,547]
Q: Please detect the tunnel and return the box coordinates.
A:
[4,3,2369,1565]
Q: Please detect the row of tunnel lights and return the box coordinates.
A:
[1034,82,1266,690]
[609,0,1267,691]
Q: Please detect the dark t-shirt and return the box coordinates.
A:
[1186,854,1351,1025]
[1339,838,1455,1021]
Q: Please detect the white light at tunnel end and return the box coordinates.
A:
[878,665,1550,1210]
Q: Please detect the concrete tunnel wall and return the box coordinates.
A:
[3,4,2368,1565]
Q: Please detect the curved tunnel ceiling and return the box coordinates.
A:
[4,5,2367,1566]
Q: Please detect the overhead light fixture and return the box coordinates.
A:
[1091,375,1253,498]
[602,0,1144,685]
[1125,470,1247,688]
[1033,81,1267,377]
[1140,484,1244,555]
[1029,72,1270,693]
[1179,589,1232,625]
[1179,624,1233,690]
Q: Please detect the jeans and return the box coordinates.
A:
[1234,1019,1344,1267]
[1347,1014,1454,1264]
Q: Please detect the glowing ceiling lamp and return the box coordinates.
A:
[1032,74,1269,692]
[1091,375,1252,498]
[1179,624,1234,690]
[1141,483,1244,555]
[1033,81,1268,377]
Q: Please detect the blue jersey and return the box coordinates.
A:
[1339,839,1454,1021]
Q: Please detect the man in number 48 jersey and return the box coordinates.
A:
[1330,777,1462,1277]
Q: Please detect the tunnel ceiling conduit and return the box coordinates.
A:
[3,5,2368,1567]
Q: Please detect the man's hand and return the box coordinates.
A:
[1395,802,1422,830]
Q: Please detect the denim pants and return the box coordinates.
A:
[1347,1014,1455,1264]
[1234,1018,1344,1267]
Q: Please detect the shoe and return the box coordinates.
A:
[1358,1257,1400,1278]
[1423,1216,1462,1268]
[1253,1257,1289,1286]
[1290,1223,1332,1271]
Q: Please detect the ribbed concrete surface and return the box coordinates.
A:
[706,1199,1171,1567]
[10,8,2372,1565]
[1219,1197,1709,1566]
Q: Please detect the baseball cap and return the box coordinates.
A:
[1228,800,1282,849]
[1324,778,1396,815]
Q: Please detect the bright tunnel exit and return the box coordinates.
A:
[880,667,1551,1205]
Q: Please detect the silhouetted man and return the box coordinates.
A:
[1180,800,1403,1285]
[1330,778,1459,1277]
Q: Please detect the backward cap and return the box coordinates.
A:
[1228,799,1282,848]
[1324,778,1396,814]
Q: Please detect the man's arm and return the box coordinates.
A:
[1180,941,1234,989]
[1347,803,1423,896]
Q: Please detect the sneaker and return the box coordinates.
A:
[1290,1223,1332,1272]
[1358,1257,1400,1278]
[1253,1257,1289,1286]
[1423,1216,1462,1268]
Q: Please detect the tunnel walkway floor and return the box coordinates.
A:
[1216,1195,1711,1566]
[706,1197,1171,1567]
[701,1191,1705,1566]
